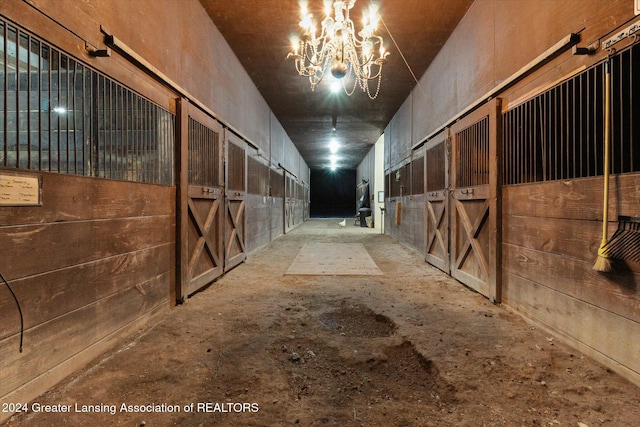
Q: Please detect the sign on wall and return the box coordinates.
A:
[0,173,41,206]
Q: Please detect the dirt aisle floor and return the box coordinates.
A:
[4,219,640,426]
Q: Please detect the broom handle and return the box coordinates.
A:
[601,60,611,245]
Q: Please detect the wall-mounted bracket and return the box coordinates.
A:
[85,42,111,57]
[572,40,599,55]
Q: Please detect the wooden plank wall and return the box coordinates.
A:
[0,173,175,403]
[1,0,310,417]
[269,169,285,242]
[246,154,272,253]
[385,196,426,252]
[246,194,271,254]
[381,0,639,385]
[245,155,306,253]
[22,0,273,147]
[383,144,426,253]
[411,0,630,144]
[384,4,637,250]
[294,182,305,226]
[502,176,640,384]
[245,150,306,252]
[387,95,413,171]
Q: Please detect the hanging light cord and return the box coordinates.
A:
[378,16,421,90]
[0,271,24,353]
[374,1,430,101]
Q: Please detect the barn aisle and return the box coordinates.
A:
[4,219,640,426]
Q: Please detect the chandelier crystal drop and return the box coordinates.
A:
[287,0,390,99]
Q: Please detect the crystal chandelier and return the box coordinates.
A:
[287,0,390,99]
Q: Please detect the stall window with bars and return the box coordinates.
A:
[456,116,489,188]
[426,142,447,192]
[270,170,283,198]
[502,43,640,185]
[226,142,245,191]
[610,44,640,175]
[389,169,400,197]
[0,18,175,184]
[388,164,410,197]
[285,175,292,197]
[402,162,412,195]
[297,182,303,200]
[188,117,219,187]
[247,156,269,195]
[411,156,424,195]
[384,172,390,198]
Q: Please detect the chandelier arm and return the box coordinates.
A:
[357,53,376,68]
[303,48,326,68]
[288,0,388,99]
[317,23,329,41]
[362,63,384,80]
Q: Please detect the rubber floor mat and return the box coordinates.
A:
[285,243,383,276]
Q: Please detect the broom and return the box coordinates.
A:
[593,60,612,272]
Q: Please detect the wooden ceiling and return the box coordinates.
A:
[199,0,474,170]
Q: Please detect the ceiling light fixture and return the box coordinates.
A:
[287,0,390,99]
[329,139,339,153]
[330,79,342,93]
[329,154,339,170]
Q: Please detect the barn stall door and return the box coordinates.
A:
[284,172,296,233]
[425,132,450,273]
[224,133,247,272]
[177,102,224,300]
[449,99,502,302]
[303,183,310,221]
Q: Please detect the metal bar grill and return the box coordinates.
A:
[17,31,25,169]
[389,167,403,197]
[286,175,292,197]
[247,156,267,195]
[270,169,283,198]
[411,156,424,195]
[403,163,411,195]
[456,116,489,188]
[0,17,175,185]
[503,43,640,185]
[1,21,5,166]
[188,117,219,187]
[426,142,446,192]
[227,142,245,192]
[384,172,390,198]
[610,44,640,175]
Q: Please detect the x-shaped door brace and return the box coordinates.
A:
[427,200,447,256]
[286,198,295,227]
[187,198,220,281]
[226,200,245,256]
[454,199,489,281]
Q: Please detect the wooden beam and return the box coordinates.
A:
[176,98,189,303]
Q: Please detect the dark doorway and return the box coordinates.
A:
[310,169,356,218]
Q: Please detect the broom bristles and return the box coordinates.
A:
[593,252,613,272]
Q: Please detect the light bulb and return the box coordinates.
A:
[323,0,332,17]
